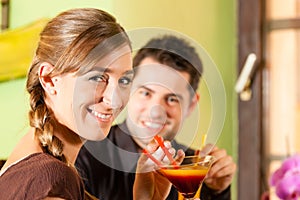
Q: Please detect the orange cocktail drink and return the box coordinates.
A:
[157,155,214,199]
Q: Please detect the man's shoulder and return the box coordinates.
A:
[172,140,195,156]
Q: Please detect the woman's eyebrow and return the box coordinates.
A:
[124,70,134,76]
[92,67,134,75]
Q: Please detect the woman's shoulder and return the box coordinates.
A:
[3,153,72,175]
[1,152,82,184]
[17,153,83,187]
[0,153,85,199]
[29,153,80,178]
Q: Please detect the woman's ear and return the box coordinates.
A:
[38,62,57,95]
[185,93,200,118]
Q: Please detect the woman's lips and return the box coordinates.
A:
[88,108,113,122]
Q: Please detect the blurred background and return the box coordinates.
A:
[1,0,299,200]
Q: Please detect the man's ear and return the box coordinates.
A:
[38,62,57,95]
[185,93,200,118]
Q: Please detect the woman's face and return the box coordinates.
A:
[52,45,133,141]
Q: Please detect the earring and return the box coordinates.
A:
[50,89,56,95]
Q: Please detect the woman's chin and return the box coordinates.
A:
[89,132,108,141]
[79,129,108,141]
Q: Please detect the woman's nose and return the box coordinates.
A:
[102,84,123,109]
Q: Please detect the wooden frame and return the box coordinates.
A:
[267,18,300,30]
[1,0,9,30]
[238,1,300,199]
[238,0,264,199]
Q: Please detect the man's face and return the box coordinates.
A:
[126,57,197,148]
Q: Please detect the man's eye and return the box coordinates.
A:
[139,90,150,97]
[119,77,132,86]
[89,75,107,82]
[167,96,179,104]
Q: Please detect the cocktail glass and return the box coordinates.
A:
[156,155,214,200]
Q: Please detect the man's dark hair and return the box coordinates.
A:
[133,35,203,92]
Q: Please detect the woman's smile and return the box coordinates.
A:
[87,107,113,122]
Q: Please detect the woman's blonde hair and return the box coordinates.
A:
[26,8,130,163]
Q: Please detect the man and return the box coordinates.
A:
[75,35,236,200]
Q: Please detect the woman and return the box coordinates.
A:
[0,8,181,200]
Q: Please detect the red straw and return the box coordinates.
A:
[194,149,200,156]
[154,135,178,166]
[142,149,163,168]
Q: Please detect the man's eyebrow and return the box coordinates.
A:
[139,85,154,93]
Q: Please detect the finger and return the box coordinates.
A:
[160,148,176,163]
[209,148,227,161]
[163,140,172,148]
[136,151,155,173]
[174,149,185,164]
[146,139,160,152]
[209,156,231,175]
[142,149,163,167]
[199,143,215,156]
[164,141,178,159]
[154,135,177,165]
[160,149,184,165]
[150,141,176,159]
[215,162,236,177]
[204,175,233,191]
[208,158,236,178]
[139,151,150,165]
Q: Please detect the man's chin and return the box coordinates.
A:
[131,136,152,147]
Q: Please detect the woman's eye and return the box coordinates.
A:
[119,77,132,86]
[89,75,107,83]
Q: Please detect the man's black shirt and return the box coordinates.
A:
[75,122,231,200]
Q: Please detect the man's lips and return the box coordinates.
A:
[142,121,165,130]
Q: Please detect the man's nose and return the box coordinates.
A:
[148,104,167,121]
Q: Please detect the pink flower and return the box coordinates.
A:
[270,154,300,200]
